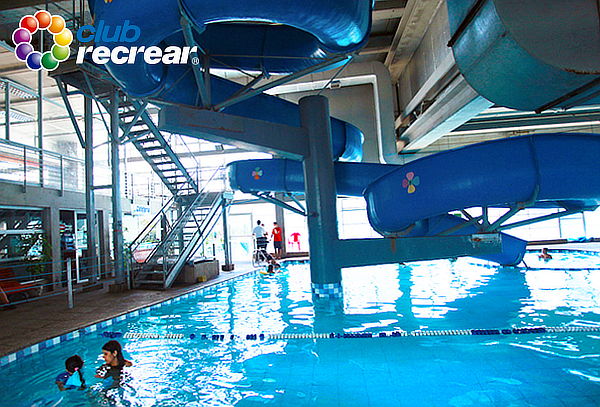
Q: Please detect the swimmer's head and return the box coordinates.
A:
[66,355,84,373]
[102,340,126,367]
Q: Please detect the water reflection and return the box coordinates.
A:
[3,256,600,406]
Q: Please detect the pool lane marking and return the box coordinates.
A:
[119,325,600,340]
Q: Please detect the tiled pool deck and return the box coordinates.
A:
[0,265,255,360]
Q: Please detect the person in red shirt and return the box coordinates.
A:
[271,222,283,259]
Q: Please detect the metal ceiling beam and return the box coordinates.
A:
[453,110,600,134]
[401,74,492,152]
[398,52,457,122]
[373,5,405,21]
[0,64,31,75]
[384,0,444,83]
[359,34,393,55]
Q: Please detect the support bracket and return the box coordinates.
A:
[251,192,307,216]
[55,79,85,148]
[336,233,502,268]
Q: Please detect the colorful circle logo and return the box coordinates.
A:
[12,11,72,71]
[252,167,263,180]
[401,171,420,194]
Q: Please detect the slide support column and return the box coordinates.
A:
[299,95,342,300]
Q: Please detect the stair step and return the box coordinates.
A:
[136,279,165,284]
[129,130,149,136]
[136,137,159,144]
[120,110,139,118]
[140,270,164,275]
[142,146,164,151]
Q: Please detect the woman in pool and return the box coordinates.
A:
[95,340,132,385]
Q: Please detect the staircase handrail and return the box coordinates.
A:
[147,165,225,271]
[150,164,226,261]
[129,194,177,254]
[163,192,225,287]
[173,132,201,191]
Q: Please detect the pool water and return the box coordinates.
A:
[521,251,600,270]
[2,256,600,406]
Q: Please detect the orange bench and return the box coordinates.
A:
[0,268,43,301]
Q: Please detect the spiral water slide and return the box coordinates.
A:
[89,0,372,161]
[446,0,600,112]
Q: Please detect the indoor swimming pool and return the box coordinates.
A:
[2,253,600,407]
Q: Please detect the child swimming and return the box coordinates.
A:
[55,355,85,391]
[95,340,132,385]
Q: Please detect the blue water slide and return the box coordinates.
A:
[364,133,600,235]
[87,0,371,161]
[229,156,528,265]
[229,133,600,265]
[229,159,400,197]
[447,0,600,111]
[228,161,524,266]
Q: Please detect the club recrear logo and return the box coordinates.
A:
[13,12,197,69]
[12,11,72,71]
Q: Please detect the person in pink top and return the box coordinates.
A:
[271,222,283,259]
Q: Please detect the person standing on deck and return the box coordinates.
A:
[271,222,283,259]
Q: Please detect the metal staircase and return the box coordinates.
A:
[52,62,231,289]
[130,167,231,289]
[104,96,200,196]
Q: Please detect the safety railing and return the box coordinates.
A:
[0,138,111,195]
[148,165,226,261]
[168,132,202,190]
[0,253,120,310]
[128,194,178,258]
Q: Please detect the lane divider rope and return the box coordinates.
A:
[118,326,600,341]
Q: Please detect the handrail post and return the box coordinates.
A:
[59,155,64,196]
[5,82,10,141]
[22,145,26,192]
[66,260,74,309]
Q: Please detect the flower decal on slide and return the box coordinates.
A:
[402,171,420,194]
[252,167,263,180]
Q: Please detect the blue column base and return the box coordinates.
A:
[311,282,343,299]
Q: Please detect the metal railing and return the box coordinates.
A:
[128,194,178,256]
[147,165,226,266]
[0,138,111,195]
[0,253,119,310]
[129,165,227,287]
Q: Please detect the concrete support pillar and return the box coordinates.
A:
[274,194,287,258]
[299,95,342,299]
[84,96,99,281]
[221,201,233,270]
[110,90,125,286]
[98,210,110,278]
